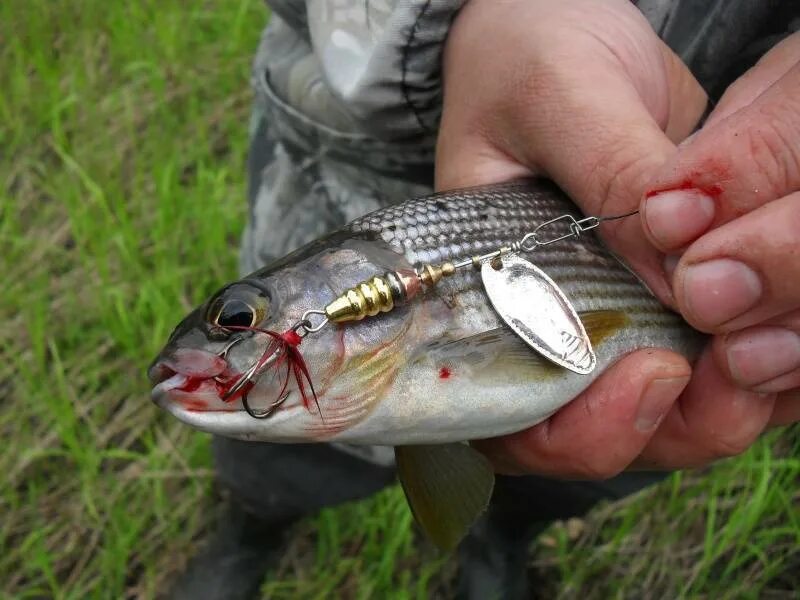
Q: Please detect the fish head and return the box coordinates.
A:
[149,234,424,442]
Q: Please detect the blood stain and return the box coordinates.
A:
[439,366,452,380]
[182,399,208,411]
[180,377,204,392]
[645,177,723,199]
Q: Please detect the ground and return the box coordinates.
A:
[1,1,798,598]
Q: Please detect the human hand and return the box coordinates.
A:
[639,31,800,432]
[435,0,796,478]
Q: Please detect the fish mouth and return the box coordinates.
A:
[151,372,301,440]
[149,354,285,409]
[148,349,242,412]
[150,370,250,433]
[148,341,316,441]
[150,370,232,409]
[147,348,228,386]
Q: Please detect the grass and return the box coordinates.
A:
[0,1,797,598]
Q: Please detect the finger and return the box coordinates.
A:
[769,390,800,427]
[705,32,800,127]
[662,42,714,142]
[642,56,800,254]
[634,349,775,470]
[711,305,800,394]
[712,308,800,393]
[473,349,691,479]
[671,192,800,333]
[700,304,800,397]
[714,326,800,393]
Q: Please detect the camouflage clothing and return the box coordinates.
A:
[240,0,461,275]
[242,0,800,276]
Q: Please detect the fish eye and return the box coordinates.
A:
[206,282,270,330]
[216,299,257,328]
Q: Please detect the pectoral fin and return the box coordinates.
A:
[417,309,629,384]
[581,309,629,346]
[395,443,495,551]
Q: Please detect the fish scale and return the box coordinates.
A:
[353,183,601,268]
[350,180,678,326]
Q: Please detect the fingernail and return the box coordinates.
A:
[663,254,680,283]
[682,259,762,327]
[753,374,800,394]
[727,327,800,387]
[644,190,715,249]
[636,376,689,432]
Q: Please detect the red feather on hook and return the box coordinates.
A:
[220,325,320,418]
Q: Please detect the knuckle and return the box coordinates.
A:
[746,102,800,195]
[531,423,628,480]
[585,139,653,215]
[571,454,627,480]
[704,429,759,459]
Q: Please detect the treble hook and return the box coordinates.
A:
[213,320,321,420]
[242,389,291,419]
[216,337,242,360]
[221,345,284,401]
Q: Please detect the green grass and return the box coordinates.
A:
[0,1,797,598]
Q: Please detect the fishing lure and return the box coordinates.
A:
[220,209,638,418]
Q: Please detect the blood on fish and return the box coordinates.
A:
[182,399,209,411]
[180,377,204,393]
[439,366,452,380]
[213,379,228,397]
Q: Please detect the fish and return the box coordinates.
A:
[148,179,703,549]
